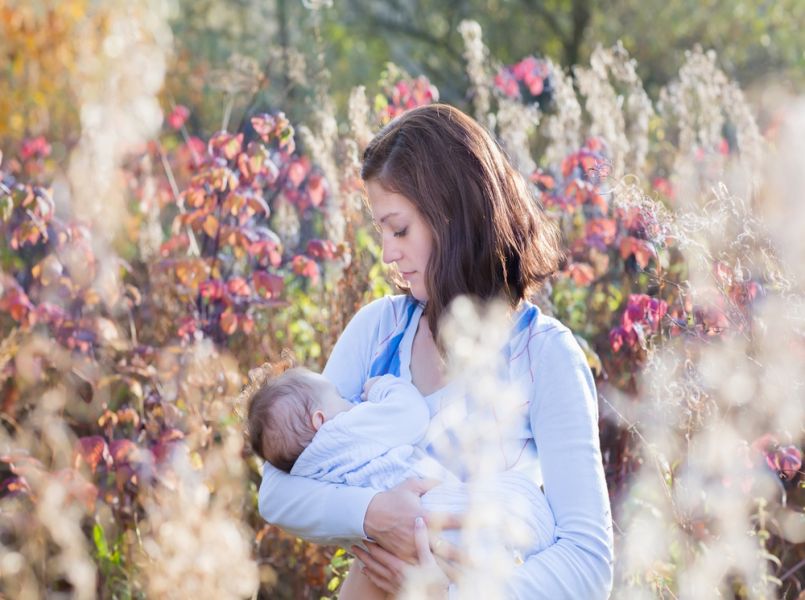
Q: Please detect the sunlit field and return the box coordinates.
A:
[1,1,803,598]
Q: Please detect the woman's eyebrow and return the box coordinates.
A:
[377,212,400,224]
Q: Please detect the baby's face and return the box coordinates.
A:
[306,372,352,421]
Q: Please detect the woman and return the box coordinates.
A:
[258,104,614,598]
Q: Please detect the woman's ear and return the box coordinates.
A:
[311,409,326,431]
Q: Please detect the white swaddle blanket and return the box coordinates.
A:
[291,375,556,557]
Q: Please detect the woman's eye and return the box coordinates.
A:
[393,227,408,238]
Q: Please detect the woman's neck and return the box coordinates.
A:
[409,312,447,396]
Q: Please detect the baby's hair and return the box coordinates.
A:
[245,360,325,472]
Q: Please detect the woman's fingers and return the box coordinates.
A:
[351,545,393,580]
[351,542,407,593]
[411,517,451,597]
[430,534,466,564]
[434,555,462,583]
[413,516,436,565]
[400,477,442,496]
[363,479,433,562]
[426,510,463,532]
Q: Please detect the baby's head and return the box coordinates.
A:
[246,366,351,472]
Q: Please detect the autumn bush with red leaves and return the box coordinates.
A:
[1,41,803,599]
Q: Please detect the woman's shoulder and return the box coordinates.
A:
[348,294,417,331]
[515,302,586,363]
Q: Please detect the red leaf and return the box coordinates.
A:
[109,439,141,467]
[199,279,225,300]
[306,173,327,207]
[286,157,309,188]
[177,316,198,339]
[167,105,190,130]
[249,240,282,268]
[159,234,189,257]
[291,255,320,285]
[608,326,637,353]
[20,136,51,161]
[652,177,675,199]
[567,262,595,286]
[306,239,336,260]
[251,113,276,142]
[585,218,617,248]
[766,445,802,480]
[609,327,625,353]
[529,169,555,191]
[251,112,295,153]
[0,279,34,323]
[253,271,284,299]
[74,436,112,474]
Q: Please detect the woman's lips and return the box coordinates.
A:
[400,271,416,278]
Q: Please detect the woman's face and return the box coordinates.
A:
[366,179,434,302]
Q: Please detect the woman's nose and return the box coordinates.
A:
[382,239,401,265]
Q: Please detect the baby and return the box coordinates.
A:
[247,365,556,594]
[247,366,458,485]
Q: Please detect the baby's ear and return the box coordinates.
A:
[311,409,326,431]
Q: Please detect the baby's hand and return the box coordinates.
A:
[361,376,382,401]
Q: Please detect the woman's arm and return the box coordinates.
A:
[507,327,614,599]
[258,463,378,543]
[256,298,388,542]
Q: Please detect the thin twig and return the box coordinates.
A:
[156,141,200,257]
[780,557,805,583]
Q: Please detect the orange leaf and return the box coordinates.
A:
[175,259,210,291]
[226,276,252,297]
[220,309,238,335]
[116,407,141,427]
[567,262,595,286]
[185,186,206,208]
[202,214,219,238]
[620,237,656,269]
[240,313,255,334]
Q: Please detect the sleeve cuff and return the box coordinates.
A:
[328,484,383,540]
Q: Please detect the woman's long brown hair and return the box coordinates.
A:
[362,103,565,334]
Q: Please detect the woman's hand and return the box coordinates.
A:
[411,516,452,598]
[352,517,452,598]
[362,477,437,562]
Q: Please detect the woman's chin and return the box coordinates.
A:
[410,288,428,302]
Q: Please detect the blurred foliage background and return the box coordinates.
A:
[3,0,804,145]
[2,1,805,599]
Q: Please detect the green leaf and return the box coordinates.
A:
[93,522,109,560]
